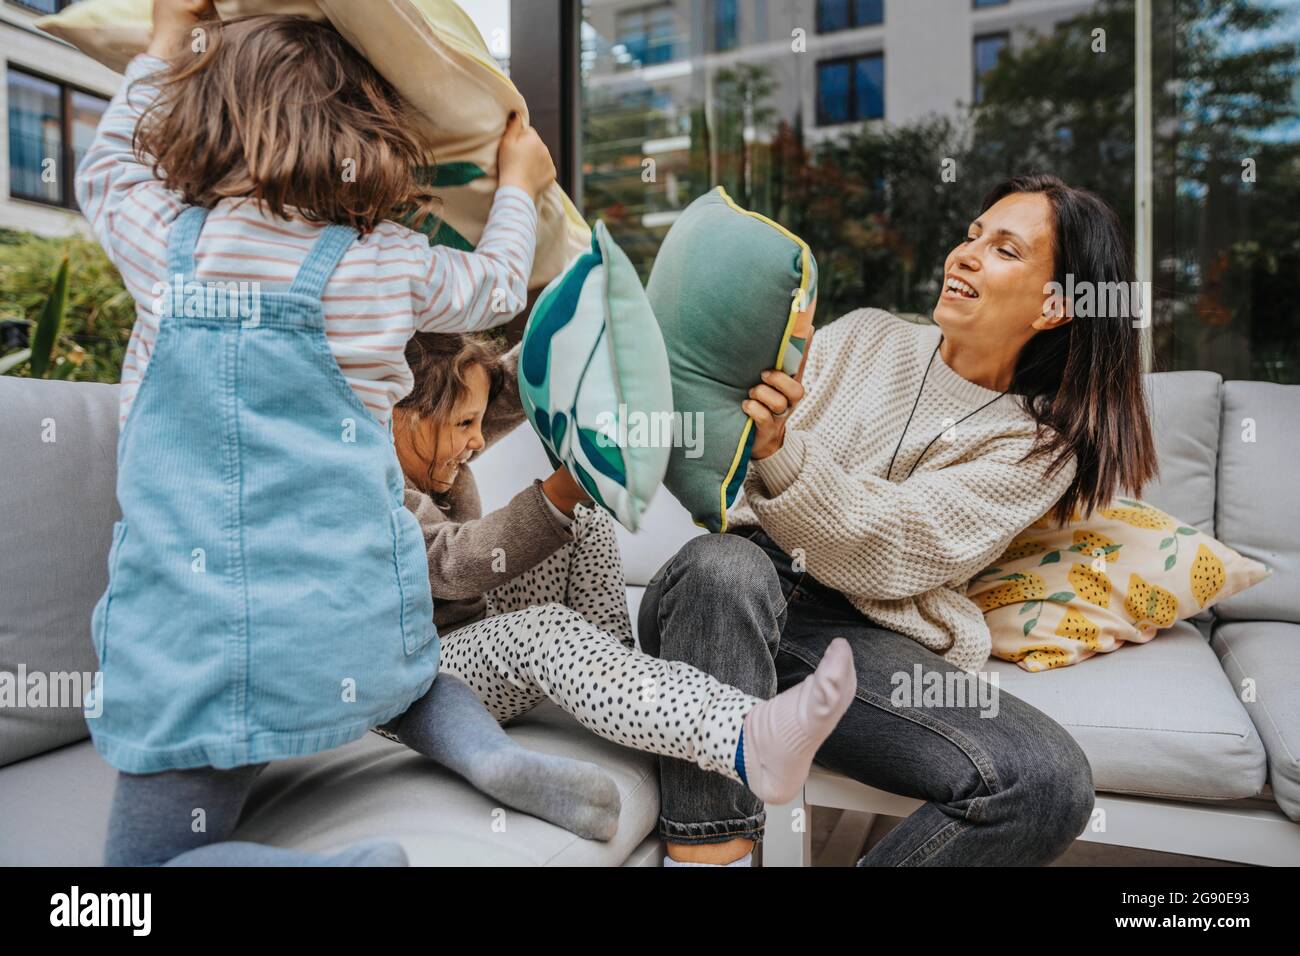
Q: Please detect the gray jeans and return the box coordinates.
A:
[637,527,1096,866]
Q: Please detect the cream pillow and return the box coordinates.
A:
[968,499,1270,671]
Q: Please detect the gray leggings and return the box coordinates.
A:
[103,761,410,866]
[105,672,506,866]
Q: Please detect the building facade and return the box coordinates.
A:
[2,0,121,237]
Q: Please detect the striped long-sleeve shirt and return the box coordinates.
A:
[76,54,538,429]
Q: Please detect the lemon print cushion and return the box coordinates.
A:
[968,499,1270,672]
[39,0,589,291]
[518,222,672,532]
[646,187,818,533]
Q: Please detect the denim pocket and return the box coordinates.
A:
[91,520,129,666]
[390,507,436,655]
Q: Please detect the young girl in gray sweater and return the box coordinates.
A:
[386,333,857,818]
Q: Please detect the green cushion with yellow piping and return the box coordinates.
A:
[645,186,819,533]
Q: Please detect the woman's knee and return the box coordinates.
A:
[1002,731,1096,859]
[667,533,781,604]
[637,533,784,678]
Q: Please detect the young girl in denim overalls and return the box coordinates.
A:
[77,4,620,865]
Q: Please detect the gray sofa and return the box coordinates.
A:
[1,370,1298,866]
[0,377,662,866]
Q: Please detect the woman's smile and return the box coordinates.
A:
[942,274,980,300]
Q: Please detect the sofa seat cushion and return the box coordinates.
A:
[1211,620,1300,821]
[982,620,1266,801]
[0,702,658,866]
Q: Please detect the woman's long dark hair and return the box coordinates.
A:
[985,174,1157,524]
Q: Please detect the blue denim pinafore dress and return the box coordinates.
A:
[86,206,439,773]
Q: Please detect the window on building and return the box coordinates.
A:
[7,67,109,209]
[616,4,676,68]
[713,0,738,52]
[973,32,1009,104]
[7,0,77,14]
[974,0,1010,8]
[817,53,884,126]
[817,0,885,33]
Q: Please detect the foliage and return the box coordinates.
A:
[0,232,133,384]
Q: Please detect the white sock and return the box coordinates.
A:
[663,852,753,867]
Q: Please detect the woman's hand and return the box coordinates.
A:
[148,0,216,58]
[743,369,805,461]
[497,113,556,201]
[541,466,591,518]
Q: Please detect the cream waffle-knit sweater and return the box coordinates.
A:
[726,308,1078,672]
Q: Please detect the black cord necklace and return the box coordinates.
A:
[885,337,1010,483]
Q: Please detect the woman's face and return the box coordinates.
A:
[403,363,491,493]
[933,191,1060,344]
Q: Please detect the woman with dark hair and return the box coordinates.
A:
[640,174,1157,867]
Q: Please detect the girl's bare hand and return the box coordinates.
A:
[541,465,591,518]
[742,369,805,460]
[497,112,556,200]
[148,0,217,58]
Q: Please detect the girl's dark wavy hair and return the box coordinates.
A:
[988,173,1158,524]
[396,332,505,497]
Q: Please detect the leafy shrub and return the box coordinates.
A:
[0,230,132,383]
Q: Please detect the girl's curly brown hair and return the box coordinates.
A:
[396,332,506,496]
[134,14,438,235]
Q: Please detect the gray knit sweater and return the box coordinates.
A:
[402,344,574,634]
[727,308,1078,672]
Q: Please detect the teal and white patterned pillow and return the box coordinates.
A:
[518,221,672,531]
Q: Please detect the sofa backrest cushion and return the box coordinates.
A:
[0,378,120,768]
[1214,380,1300,623]
[1141,371,1222,536]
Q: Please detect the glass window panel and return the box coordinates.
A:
[819,0,850,32]
[70,91,109,211]
[1151,0,1300,382]
[819,61,853,125]
[854,0,884,27]
[9,1,67,13]
[7,69,63,204]
[714,0,737,51]
[579,0,1131,331]
[974,33,1008,103]
[647,6,676,63]
[854,54,885,119]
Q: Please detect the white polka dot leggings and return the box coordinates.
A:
[437,503,758,784]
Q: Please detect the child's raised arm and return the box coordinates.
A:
[411,184,537,333]
[412,114,556,334]
[75,2,214,290]
[74,55,179,286]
